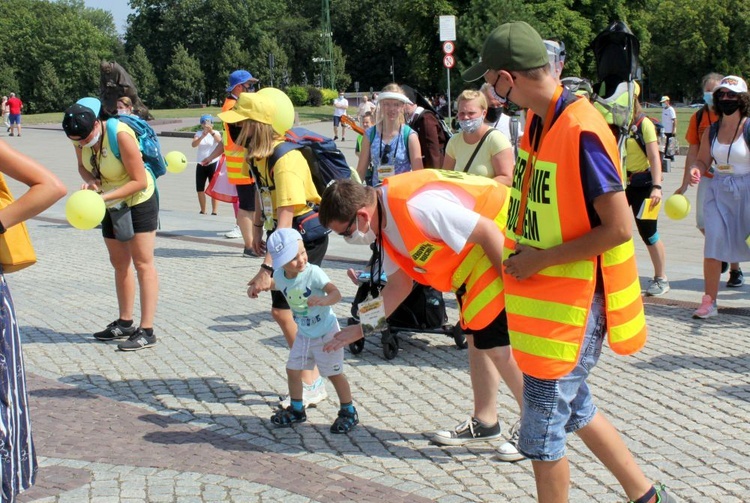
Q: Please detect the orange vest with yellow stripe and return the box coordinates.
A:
[222,97,252,185]
[383,170,510,330]
[504,97,647,380]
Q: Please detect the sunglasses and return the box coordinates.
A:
[381,144,392,165]
[339,213,359,238]
[717,91,738,99]
[242,83,256,92]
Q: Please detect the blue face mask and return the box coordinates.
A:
[703,91,713,107]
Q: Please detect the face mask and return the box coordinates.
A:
[703,92,713,107]
[459,117,483,133]
[485,106,503,123]
[344,219,377,246]
[717,100,740,116]
[489,76,506,105]
[82,131,100,149]
[117,108,128,116]
[662,103,668,109]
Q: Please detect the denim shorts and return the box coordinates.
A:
[517,293,605,461]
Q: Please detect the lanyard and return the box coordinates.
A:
[369,194,385,297]
[711,117,744,165]
[377,125,401,166]
[513,85,564,238]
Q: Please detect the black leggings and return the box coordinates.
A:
[195,162,218,192]
[626,184,659,246]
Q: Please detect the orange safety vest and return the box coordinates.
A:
[383,170,510,330]
[222,97,252,185]
[504,97,647,380]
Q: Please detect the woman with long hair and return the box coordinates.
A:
[689,75,750,318]
[219,92,329,407]
[443,89,514,185]
[356,83,422,186]
[62,97,160,350]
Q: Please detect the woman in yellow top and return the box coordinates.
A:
[62,97,160,351]
[443,90,514,186]
[219,92,329,407]
[625,96,668,296]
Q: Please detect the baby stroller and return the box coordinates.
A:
[347,258,467,360]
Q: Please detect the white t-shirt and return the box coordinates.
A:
[379,184,480,276]
[333,97,349,117]
[490,114,524,146]
[661,106,676,134]
[194,130,222,163]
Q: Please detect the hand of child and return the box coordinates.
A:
[306,295,325,307]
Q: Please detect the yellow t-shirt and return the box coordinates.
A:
[446,129,511,178]
[625,116,658,174]
[253,141,320,218]
[80,121,155,206]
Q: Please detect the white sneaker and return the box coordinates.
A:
[278,377,328,408]
[224,225,242,239]
[495,420,526,462]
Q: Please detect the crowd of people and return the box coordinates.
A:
[5,14,750,502]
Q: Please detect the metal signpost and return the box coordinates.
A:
[439,16,456,128]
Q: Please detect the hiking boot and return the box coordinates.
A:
[692,295,717,319]
[646,277,670,296]
[330,407,359,434]
[271,406,306,427]
[431,417,502,446]
[727,269,744,287]
[94,320,136,341]
[495,420,526,462]
[224,225,241,239]
[279,377,328,408]
[117,328,157,351]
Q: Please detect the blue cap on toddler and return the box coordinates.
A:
[200,114,213,124]
[267,228,303,270]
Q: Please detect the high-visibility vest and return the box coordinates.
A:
[383,170,510,330]
[222,97,252,185]
[503,97,647,380]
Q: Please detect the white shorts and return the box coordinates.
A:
[287,321,344,377]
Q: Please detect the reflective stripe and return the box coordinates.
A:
[538,259,594,281]
[452,245,485,290]
[506,294,588,327]
[510,330,579,363]
[602,240,635,267]
[462,276,503,324]
[606,276,642,311]
[609,309,646,343]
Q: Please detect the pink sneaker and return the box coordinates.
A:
[692,295,718,319]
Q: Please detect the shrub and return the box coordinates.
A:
[306,87,323,106]
[321,88,338,105]
[286,86,308,107]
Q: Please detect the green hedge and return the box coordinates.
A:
[306,87,323,106]
[286,86,308,107]
[321,88,338,105]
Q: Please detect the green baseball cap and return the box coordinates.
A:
[463,21,550,82]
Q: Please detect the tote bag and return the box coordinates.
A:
[0,172,36,273]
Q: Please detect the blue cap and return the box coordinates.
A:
[76,97,102,117]
[226,70,258,92]
[199,114,213,124]
[267,228,303,270]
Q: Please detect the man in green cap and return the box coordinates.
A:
[464,21,676,503]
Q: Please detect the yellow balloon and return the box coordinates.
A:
[664,194,691,220]
[257,87,295,134]
[65,190,105,230]
[165,151,187,173]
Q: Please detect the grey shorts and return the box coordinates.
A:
[287,322,344,377]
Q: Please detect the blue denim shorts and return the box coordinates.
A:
[517,294,605,461]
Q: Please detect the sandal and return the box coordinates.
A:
[271,406,306,427]
[330,408,359,434]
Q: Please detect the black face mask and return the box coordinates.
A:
[227,123,243,144]
[717,100,740,116]
[485,106,503,123]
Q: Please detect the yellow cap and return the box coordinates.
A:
[218,92,275,125]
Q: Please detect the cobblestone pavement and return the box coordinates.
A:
[3,120,749,502]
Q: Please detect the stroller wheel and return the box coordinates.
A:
[349,338,365,354]
[452,324,468,350]
[383,337,399,360]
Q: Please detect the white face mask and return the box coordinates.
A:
[459,117,483,133]
[344,219,377,246]
[81,131,100,149]
[117,108,128,115]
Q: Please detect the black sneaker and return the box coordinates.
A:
[727,269,744,287]
[431,417,502,446]
[270,406,307,427]
[117,328,156,351]
[94,320,136,341]
[721,261,729,274]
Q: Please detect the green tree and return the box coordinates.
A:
[128,44,160,107]
[0,67,19,96]
[163,43,204,108]
[30,61,65,113]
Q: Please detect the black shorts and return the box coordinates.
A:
[463,309,511,350]
[101,192,159,239]
[196,161,218,192]
[236,183,256,212]
[271,233,329,309]
[333,116,342,127]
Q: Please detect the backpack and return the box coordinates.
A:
[106,115,167,179]
[267,127,352,196]
[630,113,663,155]
[708,119,750,154]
